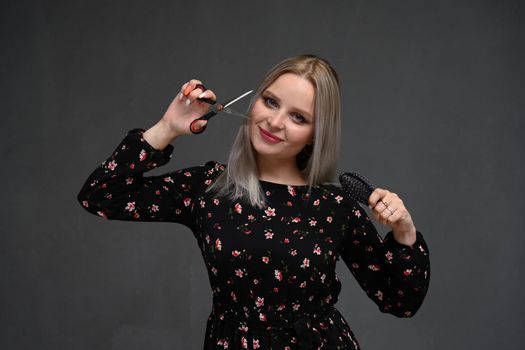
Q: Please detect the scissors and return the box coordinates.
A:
[190,89,253,134]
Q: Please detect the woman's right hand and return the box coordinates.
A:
[161,79,217,136]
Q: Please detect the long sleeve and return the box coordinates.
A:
[77,128,223,229]
[339,202,430,318]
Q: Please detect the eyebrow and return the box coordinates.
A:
[263,90,313,120]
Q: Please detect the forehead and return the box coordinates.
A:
[264,73,315,116]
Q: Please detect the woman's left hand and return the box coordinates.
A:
[368,188,417,246]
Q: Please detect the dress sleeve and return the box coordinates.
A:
[77,128,223,229]
[339,202,431,318]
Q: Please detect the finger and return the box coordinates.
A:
[185,87,211,107]
[386,208,403,224]
[369,188,389,208]
[197,89,217,103]
[183,79,203,97]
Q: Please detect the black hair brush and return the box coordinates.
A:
[339,172,376,206]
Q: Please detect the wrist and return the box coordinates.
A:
[392,224,417,246]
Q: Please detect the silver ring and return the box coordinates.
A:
[387,207,394,216]
[381,200,389,207]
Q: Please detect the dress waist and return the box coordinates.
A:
[210,303,338,350]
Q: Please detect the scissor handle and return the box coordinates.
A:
[190,110,218,134]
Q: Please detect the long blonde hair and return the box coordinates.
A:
[206,54,341,208]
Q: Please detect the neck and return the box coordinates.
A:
[256,154,307,185]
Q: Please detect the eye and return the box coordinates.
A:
[264,97,278,108]
[291,113,306,123]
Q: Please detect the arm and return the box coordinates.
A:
[77,79,220,227]
[340,203,430,318]
[76,127,220,228]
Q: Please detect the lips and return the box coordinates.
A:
[259,127,283,143]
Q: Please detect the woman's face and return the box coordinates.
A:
[249,73,315,165]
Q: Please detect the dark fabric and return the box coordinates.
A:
[77,128,431,349]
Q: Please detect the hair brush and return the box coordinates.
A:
[339,172,376,206]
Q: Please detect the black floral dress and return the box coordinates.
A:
[77,128,431,350]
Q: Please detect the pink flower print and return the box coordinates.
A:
[265,207,276,216]
[234,203,242,214]
[309,219,317,226]
[121,144,127,150]
[313,245,321,255]
[290,249,297,256]
[139,149,147,161]
[403,269,413,277]
[232,250,241,257]
[291,217,301,223]
[253,278,259,285]
[274,270,283,281]
[241,336,248,349]
[215,238,222,251]
[354,209,362,218]
[286,201,293,206]
[262,256,270,264]
[287,185,296,196]
[259,313,267,322]
[300,281,307,288]
[125,177,133,185]
[184,171,192,177]
[183,198,191,207]
[277,304,286,311]
[125,201,135,212]
[205,235,210,244]
[238,324,248,333]
[265,231,274,239]
[368,264,381,271]
[97,211,107,219]
[253,338,260,349]
[335,195,343,203]
[326,216,333,223]
[292,303,300,311]
[213,198,220,205]
[265,190,271,196]
[175,209,182,215]
[235,269,244,278]
[313,199,320,206]
[385,251,393,262]
[82,200,89,208]
[301,258,310,269]
[320,273,326,283]
[129,163,135,169]
[255,297,264,307]
[204,179,212,185]
[248,215,255,222]
[231,291,237,302]
[200,200,206,208]
[375,290,384,301]
[211,267,218,275]
[150,204,159,212]
[283,238,290,244]
[164,176,174,183]
[107,160,117,171]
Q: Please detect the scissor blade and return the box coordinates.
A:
[222,90,253,108]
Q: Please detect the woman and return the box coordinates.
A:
[77,54,430,350]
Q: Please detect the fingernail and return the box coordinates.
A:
[198,92,206,98]
[185,99,191,106]
[179,93,183,101]
[184,85,192,96]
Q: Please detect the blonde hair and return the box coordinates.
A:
[206,54,341,208]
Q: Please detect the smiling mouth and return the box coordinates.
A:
[258,126,283,143]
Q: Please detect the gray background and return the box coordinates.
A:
[2,0,524,349]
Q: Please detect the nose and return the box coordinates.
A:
[267,110,286,131]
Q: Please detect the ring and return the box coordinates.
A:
[381,200,389,207]
[387,207,394,216]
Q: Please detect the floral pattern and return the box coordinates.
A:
[77,128,431,350]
